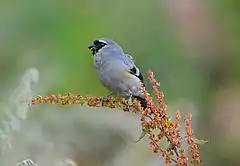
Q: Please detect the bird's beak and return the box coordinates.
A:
[88,43,96,55]
[88,44,94,51]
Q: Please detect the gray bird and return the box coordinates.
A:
[88,38,147,109]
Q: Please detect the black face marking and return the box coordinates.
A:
[88,40,107,55]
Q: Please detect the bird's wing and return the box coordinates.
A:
[120,54,144,83]
[125,54,134,61]
[129,66,144,83]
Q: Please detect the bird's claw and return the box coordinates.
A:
[127,95,133,106]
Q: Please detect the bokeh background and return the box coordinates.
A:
[0,0,240,165]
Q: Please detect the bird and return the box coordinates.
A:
[88,38,147,109]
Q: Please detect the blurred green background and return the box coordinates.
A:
[0,0,240,165]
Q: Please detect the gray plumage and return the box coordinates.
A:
[88,38,147,109]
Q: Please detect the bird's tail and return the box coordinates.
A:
[133,95,148,109]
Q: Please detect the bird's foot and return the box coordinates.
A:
[127,95,133,106]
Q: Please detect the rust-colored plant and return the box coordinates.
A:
[31,70,204,165]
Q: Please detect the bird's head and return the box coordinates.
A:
[88,38,123,56]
